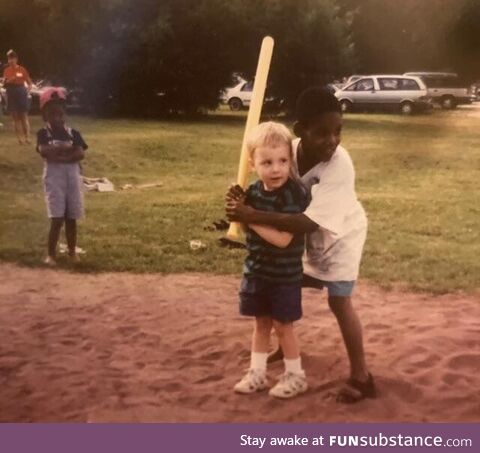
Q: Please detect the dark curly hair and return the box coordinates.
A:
[295,86,341,124]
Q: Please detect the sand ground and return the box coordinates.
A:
[0,263,478,422]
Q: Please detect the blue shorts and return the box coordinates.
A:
[6,85,29,114]
[239,276,302,323]
[302,274,355,297]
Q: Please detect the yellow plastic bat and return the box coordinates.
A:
[226,36,275,240]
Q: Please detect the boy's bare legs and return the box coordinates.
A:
[270,320,307,398]
[267,321,286,364]
[234,316,272,394]
[329,296,376,402]
[252,316,273,353]
[268,297,369,377]
[328,296,369,381]
[267,295,372,400]
[65,218,79,261]
[272,321,299,359]
[46,218,64,264]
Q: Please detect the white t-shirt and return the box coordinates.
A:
[292,138,367,281]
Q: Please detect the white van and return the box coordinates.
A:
[335,75,432,114]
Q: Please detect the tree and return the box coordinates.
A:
[230,0,356,111]
[447,0,480,81]
[1,0,355,114]
[338,0,469,74]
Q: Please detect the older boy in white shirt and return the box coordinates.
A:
[226,87,375,403]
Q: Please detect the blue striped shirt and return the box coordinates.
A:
[244,178,309,283]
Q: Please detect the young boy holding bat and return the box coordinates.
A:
[232,121,309,399]
[227,88,376,403]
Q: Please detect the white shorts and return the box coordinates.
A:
[43,163,84,219]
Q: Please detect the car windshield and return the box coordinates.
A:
[355,79,374,91]
[241,81,253,92]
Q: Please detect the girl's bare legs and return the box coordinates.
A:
[65,218,78,260]
[45,218,64,265]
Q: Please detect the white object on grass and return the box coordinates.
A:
[59,244,86,255]
[83,176,115,192]
[189,240,206,251]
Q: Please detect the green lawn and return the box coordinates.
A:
[0,107,479,293]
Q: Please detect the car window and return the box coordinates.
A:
[354,78,374,91]
[423,76,465,89]
[378,78,400,90]
[400,79,420,90]
[444,76,466,88]
[347,76,361,85]
[241,81,253,92]
[344,82,358,91]
[422,77,440,88]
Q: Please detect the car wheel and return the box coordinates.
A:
[441,96,456,110]
[340,100,352,113]
[228,98,243,111]
[400,101,414,115]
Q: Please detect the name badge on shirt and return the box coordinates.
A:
[16,72,23,77]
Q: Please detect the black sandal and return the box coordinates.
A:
[336,373,376,404]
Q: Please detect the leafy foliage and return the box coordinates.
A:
[1,0,478,114]
[1,0,354,114]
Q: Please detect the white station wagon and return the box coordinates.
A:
[335,75,432,114]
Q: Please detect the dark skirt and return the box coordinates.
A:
[6,85,29,114]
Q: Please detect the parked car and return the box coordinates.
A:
[221,79,283,111]
[326,83,341,94]
[343,75,366,87]
[471,81,480,101]
[335,75,432,114]
[403,72,473,109]
[0,74,7,114]
[0,78,84,114]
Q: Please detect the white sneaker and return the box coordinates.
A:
[269,371,308,399]
[43,256,57,266]
[234,369,268,394]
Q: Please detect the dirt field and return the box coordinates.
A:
[0,264,478,422]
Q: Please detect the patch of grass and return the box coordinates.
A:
[0,107,479,293]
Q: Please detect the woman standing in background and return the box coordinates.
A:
[3,50,33,144]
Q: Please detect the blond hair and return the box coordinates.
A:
[246,121,293,158]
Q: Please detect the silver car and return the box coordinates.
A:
[335,75,432,114]
[404,72,473,109]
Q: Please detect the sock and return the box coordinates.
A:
[250,352,268,371]
[284,357,303,374]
